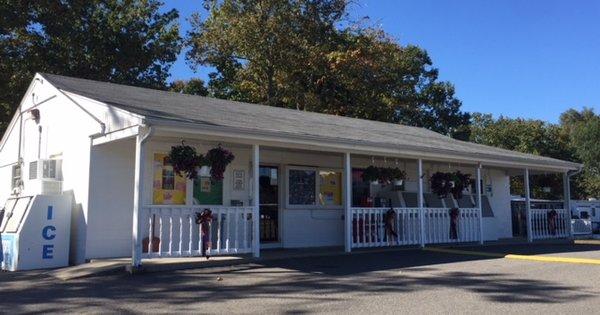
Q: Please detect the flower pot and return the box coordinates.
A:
[394,179,404,186]
[371,180,379,185]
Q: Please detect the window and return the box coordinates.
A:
[352,168,371,207]
[11,164,21,189]
[288,168,316,206]
[287,167,342,207]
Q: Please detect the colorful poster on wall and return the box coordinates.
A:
[193,177,223,205]
[153,153,186,204]
[319,170,342,206]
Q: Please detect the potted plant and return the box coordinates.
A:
[168,141,204,180]
[389,167,407,186]
[205,144,235,182]
[430,172,452,198]
[362,166,380,184]
[450,171,472,199]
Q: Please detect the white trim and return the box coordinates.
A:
[525,168,532,243]
[252,144,260,258]
[91,125,141,145]
[344,153,352,252]
[477,164,483,244]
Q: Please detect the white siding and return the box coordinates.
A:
[86,139,135,258]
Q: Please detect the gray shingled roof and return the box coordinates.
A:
[41,73,580,170]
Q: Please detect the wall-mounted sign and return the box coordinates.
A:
[233,169,245,191]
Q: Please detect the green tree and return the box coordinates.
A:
[0,0,181,135]
[470,113,576,199]
[169,78,209,96]
[187,0,470,139]
[562,108,600,198]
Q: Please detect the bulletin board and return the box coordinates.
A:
[152,153,186,205]
[319,171,342,206]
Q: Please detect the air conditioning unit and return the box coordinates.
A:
[27,159,62,195]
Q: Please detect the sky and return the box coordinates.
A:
[162,0,600,123]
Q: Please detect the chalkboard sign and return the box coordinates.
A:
[288,169,316,205]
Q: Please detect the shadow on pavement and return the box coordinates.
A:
[0,246,597,313]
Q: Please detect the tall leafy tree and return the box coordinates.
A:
[187,0,470,139]
[169,78,209,96]
[470,113,573,199]
[0,0,181,134]
[561,108,600,198]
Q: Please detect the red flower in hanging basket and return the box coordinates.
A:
[205,144,235,182]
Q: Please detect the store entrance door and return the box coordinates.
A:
[259,165,280,244]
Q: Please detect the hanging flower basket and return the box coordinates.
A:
[431,171,472,199]
[168,142,235,182]
[430,172,452,198]
[167,141,205,180]
[450,171,472,199]
[362,166,381,184]
[205,144,235,182]
[388,167,407,186]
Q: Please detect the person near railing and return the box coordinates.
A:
[195,209,213,260]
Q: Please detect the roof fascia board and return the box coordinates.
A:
[91,125,141,146]
[0,74,50,150]
[148,119,579,172]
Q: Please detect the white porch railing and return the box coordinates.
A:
[351,207,480,248]
[530,208,570,240]
[140,206,255,259]
[423,208,480,244]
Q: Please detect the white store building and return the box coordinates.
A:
[0,73,583,268]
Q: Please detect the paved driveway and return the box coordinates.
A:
[1,244,599,314]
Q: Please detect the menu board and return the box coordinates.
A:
[319,171,342,206]
[152,153,186,205]
[288,169,316,205]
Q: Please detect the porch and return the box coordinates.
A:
[86,125,577,268]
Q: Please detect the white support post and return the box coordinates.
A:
[344,153,352,252]
[476,164,484,244]
[563,172,573,238]
[131,129,148,268]
[418,159,425,248]
[524,168,532,242]
[252,144,260,258]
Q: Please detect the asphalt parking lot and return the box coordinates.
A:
[1,243,599,314]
